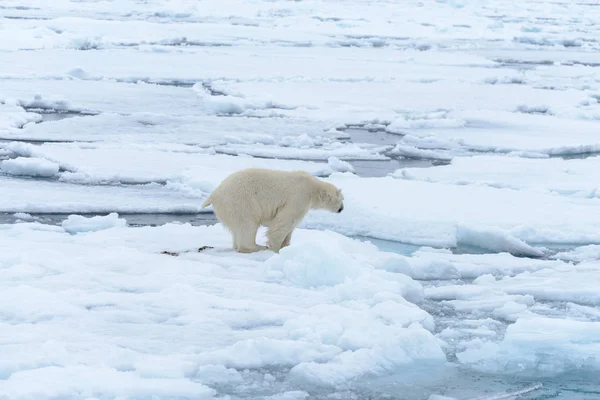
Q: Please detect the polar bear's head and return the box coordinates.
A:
[317,182,344,213]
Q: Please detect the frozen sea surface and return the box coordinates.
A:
[2,0,600,399]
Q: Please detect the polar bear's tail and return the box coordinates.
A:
[201,194,213,208]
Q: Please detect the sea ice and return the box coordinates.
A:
[396,155,600,197]
[0,175,204,214]
[552,245,600,263]
[457,317,600,375]
[2,0,600,397]
[61,213,127,234]
[302,174,600,250]
[0,101,41,133]
[0,222,445,395]
[0,141,335,186]
[0,157,59,177]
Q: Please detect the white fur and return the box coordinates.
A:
[202,168,344,253]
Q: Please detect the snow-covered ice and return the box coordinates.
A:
[0,156,59,177]
[303,173,600,250]
[2,0,600,398]
[457,317,600,375]
[0,223,444,397]
[61,212,127,234]
[396,155,600,198]
[0,141,339,186]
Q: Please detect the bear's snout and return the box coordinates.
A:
[337,204,344,213]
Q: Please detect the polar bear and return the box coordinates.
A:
[202,168,344,253]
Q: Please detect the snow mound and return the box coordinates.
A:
[62,213,127,234]
[67,66,92,80]
[1,157,59,177]
[265,241,363,288]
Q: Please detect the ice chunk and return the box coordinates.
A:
[0,101,42,131]
[0,157,59,177]
[264,242,363,288]
[193,83,296,115]
[475,264,600,306]
[456,224,545,258]
[66,66,91,80]
[390,144,455,161]
[13,212,34,220]
[194,365,243,385]
[492,301,529,322]
[457,317,600,375]
[61,213,127,234]
[197,337,342,369]
[279,134,320,148]
[552,245,600,262]
[409,258,460,280]
[289,324,445,386]
[327,156,355,173]
[18,94,73,112]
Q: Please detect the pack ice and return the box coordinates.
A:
[1,0,600,399]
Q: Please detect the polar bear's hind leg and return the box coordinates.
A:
[230,230,239,251]
[235,221,266,253]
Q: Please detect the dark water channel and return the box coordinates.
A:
[1,212,217,227]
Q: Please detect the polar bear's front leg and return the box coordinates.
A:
[267,205,307,253]
[281,231,293,249]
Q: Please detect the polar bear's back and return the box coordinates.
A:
[208,168,318,223]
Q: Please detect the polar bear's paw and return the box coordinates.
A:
[236,244,268,253]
